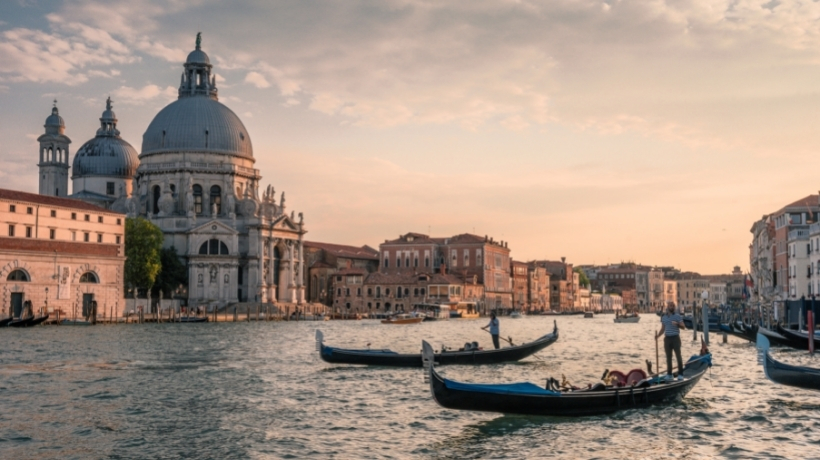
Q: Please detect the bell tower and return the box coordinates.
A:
[37,100,71,197]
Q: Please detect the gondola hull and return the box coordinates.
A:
[757,333,820,392]
[775,325,820,350]
[428,354,711,417]
[318,322,558,367]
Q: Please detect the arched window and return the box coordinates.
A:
[193,185,203,215]
[210,185,221,215]
[152,185,161,214]
[404,288,409,296]
[420,288,426,296]
[79,272,99,283]
[385,288,391,296]
[198,239,229,255]
[414,288,419,296]
[6,269,29,281]
[367,288,373,296]
[396,286,402,298]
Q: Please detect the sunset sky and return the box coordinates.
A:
[2,0,819,274]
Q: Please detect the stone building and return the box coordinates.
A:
[535,259,575,311]
[0,189,125,319]
[32,36,308,310]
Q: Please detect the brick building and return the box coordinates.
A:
[304,241,379,307]
[0,188,125,319]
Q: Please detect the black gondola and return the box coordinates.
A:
[719,321,759,343]
[422,340,712,417]
[8,316,35,327]
[0,317,12,327]
[176,316,209,323]
[757,333,820,392]
[316,321,558,367]
[775,325,820,351]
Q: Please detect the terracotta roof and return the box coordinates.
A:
[336,267,367,275]
[447,233,486,244]
[309,260,335,269]
[0,188,121,214]
[382,232,440,245]
[777,195,819,214]
[363,271,478,285]
[303,241,378,260]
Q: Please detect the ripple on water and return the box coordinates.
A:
[1,317,818,458]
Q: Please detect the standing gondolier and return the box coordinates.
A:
[656,303,686,380]
[482,313,500,349]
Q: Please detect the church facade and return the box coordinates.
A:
[37,36,307,310]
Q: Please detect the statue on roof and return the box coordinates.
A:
[196,32,202,49]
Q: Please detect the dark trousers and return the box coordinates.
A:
[491,334,500,349]
[664,335,683,376]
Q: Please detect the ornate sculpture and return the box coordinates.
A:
[196,32,202,49]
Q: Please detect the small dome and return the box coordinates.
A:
[72,137,139,177]
[141,97,253,158]
[45,106,64,127]
[186,49,210,65]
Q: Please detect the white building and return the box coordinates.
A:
[788,227,810,299]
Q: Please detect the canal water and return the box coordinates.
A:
[1,315,818,459]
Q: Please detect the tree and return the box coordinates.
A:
[124,217,163,296]
[153,246,188,298]
[575,267,590,288]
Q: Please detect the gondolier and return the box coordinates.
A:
[482,313,501,349]
[656,303,686,380]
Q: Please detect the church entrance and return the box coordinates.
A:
[11,293,23,318]
[82,294,94,318]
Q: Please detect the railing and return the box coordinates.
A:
[141,161,259,176]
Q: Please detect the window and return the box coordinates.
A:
[405,256,410,267]
[97,234,102,243]
[71,231,76,241]
[345,288,350,296]
[71,212,76,220]
[84,232,90,242]
[425,257,430,267]
[367,288,373,296]
[193,185,203,214]
[79,272,98,283]
[396,257,400,268]
[116,236,121,244]
[6,269,29,281]
[210,185,222,214]
[385,288,391,296]
[198,239,229,255]
[50,210,56,217]
[420,288,426,296]
[357,288,361,296]
[26,207,33,214]
[49,229,55,239]
[25,227,32,238]
[98,216,103,223]
[464,253,469,267]
[383,258,389,268]
[8,225,14,237]
[116,218,121,225]
[84,214,90,221]
[9,204,15,212]
[397,286,402,298]
[106,182,115,195]
[414,257,418,267]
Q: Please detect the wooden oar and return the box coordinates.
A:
[482,329,514,346]
[655,329,660,377]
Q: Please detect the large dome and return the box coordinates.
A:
[141,97,253,158]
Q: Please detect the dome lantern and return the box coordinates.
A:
[179,32,218,100]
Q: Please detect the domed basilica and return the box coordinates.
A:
[38,35,307,308]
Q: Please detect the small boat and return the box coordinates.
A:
[683,315,721,332]
[176,316,209,323]
[775,325,820,351]
[381,313,425,325]
[614,312,640,323]
[510,311,523,319]
[317,321,559,367]
[8,316,36,327]
[422,340,712,416]
[757,333,820,392]
[583,311,594,318]
[61,318,94,326]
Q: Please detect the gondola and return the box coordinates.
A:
[8,316,36,327]
[775,325,820,351]
[422,340,712,417]
[718,322,757,342]
[0,317,12,327]
[756,333,820,392]
[176,316,209,323]
[316,321,558,367]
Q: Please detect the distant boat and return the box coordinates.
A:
[61,318,93,326]
[614,312,640,323]
[510,311,523,319]
[381,313,425,325]
[583,312,594,318]
[9,314,48,327]
[175,316,209,323]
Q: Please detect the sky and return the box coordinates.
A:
[2,0,819,274]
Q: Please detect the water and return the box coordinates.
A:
[1,315,818,459]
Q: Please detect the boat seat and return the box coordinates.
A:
[607,370,627,386]
[625,369,647,386]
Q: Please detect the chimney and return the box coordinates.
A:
[561,256,566,264]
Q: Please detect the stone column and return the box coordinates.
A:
[297,238,306,304]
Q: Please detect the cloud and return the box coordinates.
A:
[244,71,270,88]
[112,84,176,105]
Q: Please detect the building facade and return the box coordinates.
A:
[1,189,125,319]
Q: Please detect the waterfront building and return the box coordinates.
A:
[589,292,623,312]
[787,227,810,299]
[378,232,513,309]
[768,196,818,302]
[304,241,379,306]
[709,281,728,306]
[664,280,677,306]
[534,258,575,311]
[31,36,308,310]
[810,222,820,297]
[676,275,710,312]
[0,188,125,318]
[749,214,774,305]
[511,260,528,311]
[526,263,550,312]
